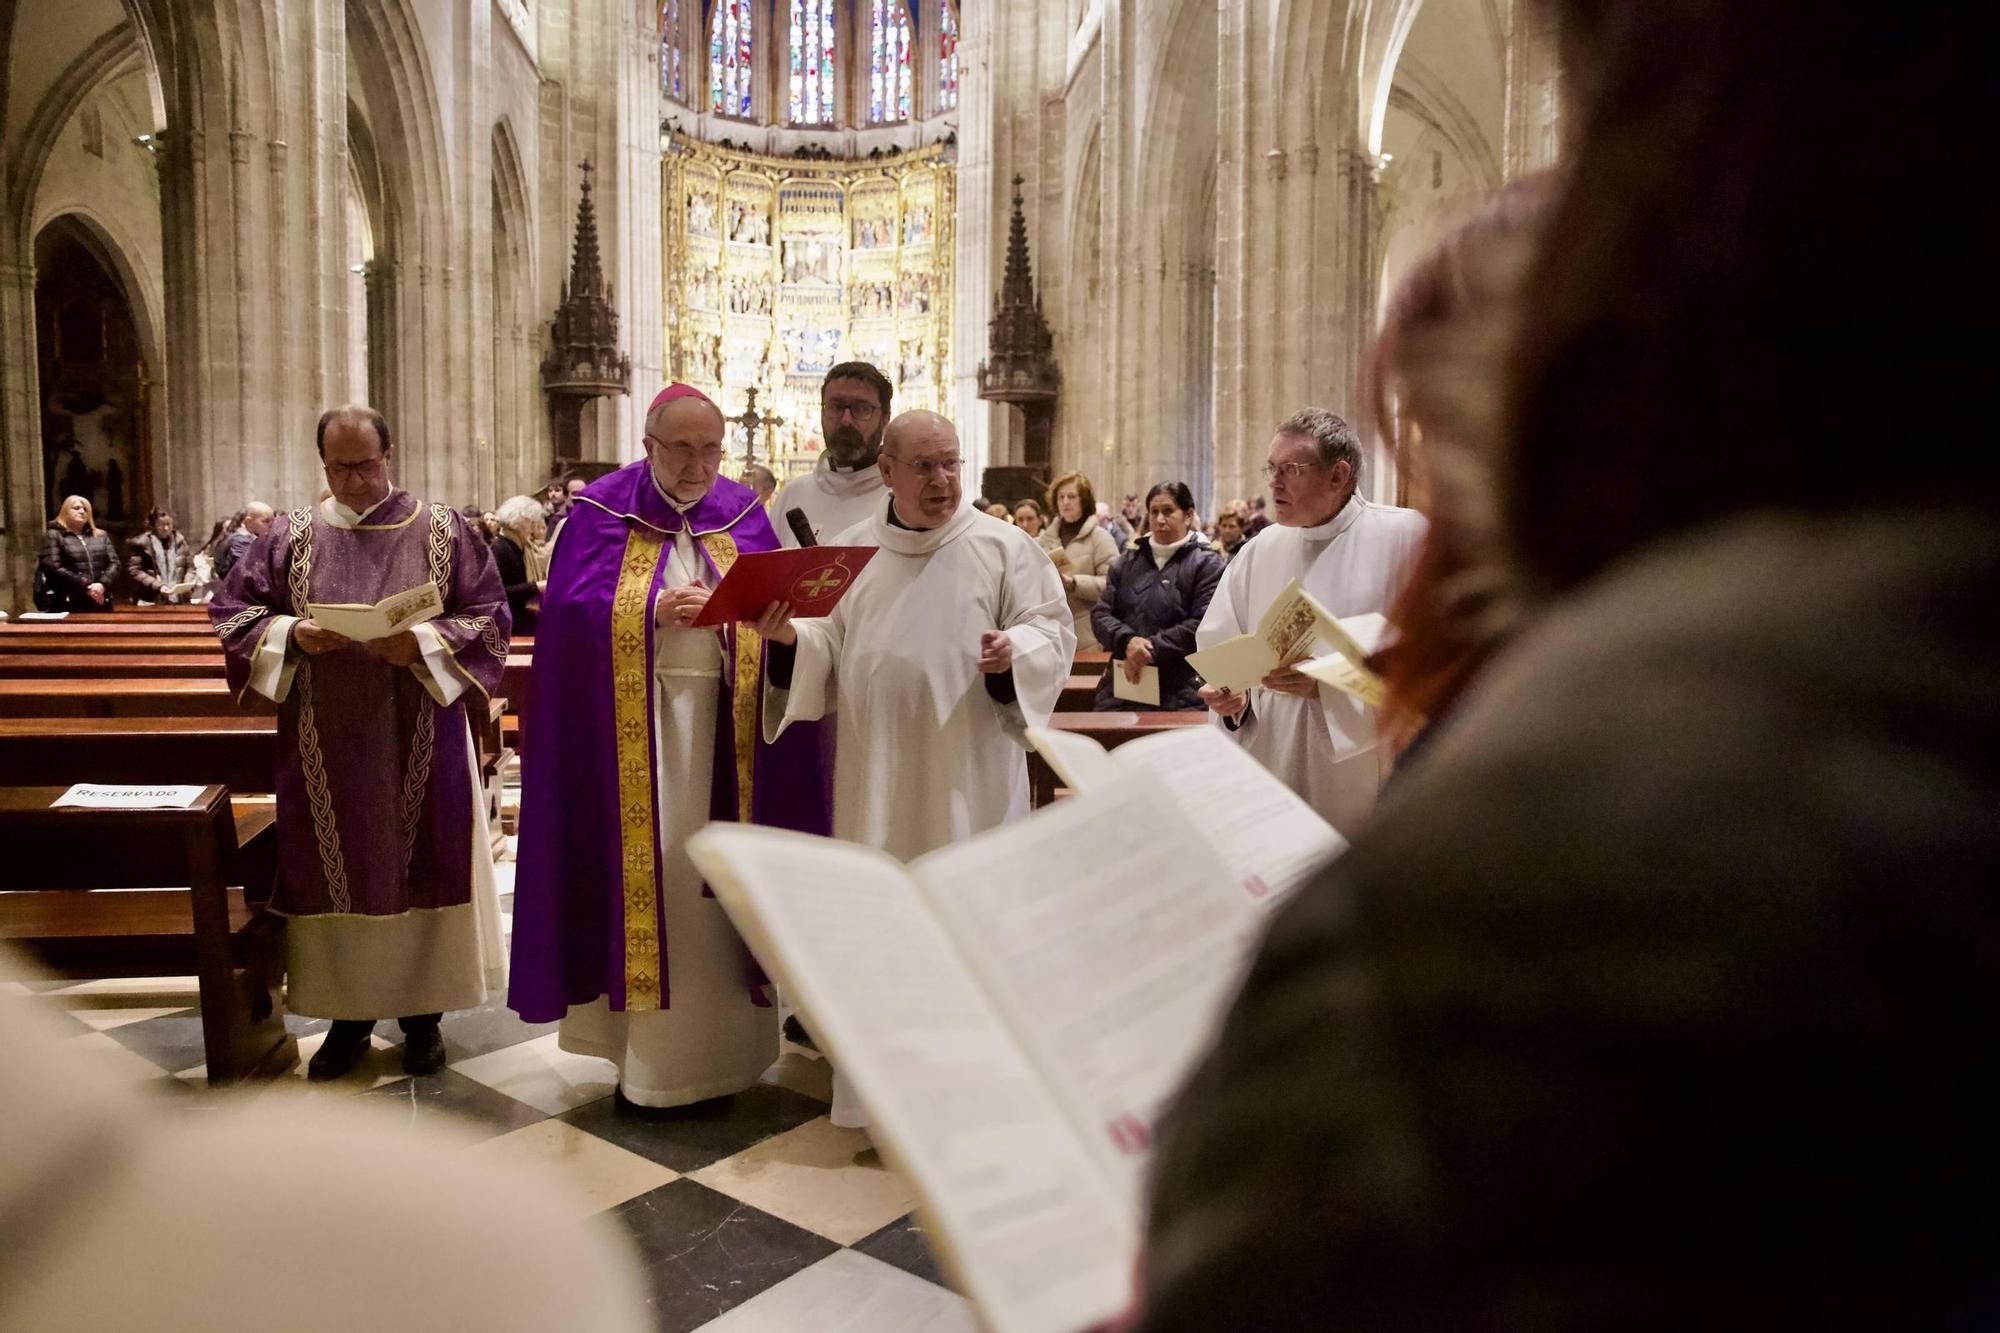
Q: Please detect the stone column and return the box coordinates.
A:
[1503,0,1566,177]
[0,253,39,601]
[614,0,665,457]
[952,0,1002,476]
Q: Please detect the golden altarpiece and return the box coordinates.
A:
[663,136,955,479]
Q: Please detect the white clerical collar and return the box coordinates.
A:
[326,491,395,528]
[1297,493,1367,543]
[815,453,886,498]
[875,499,978,556]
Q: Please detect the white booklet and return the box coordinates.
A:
[306,580,443,641]
[685,727,1347,1333]
[1108,663,1160,706]
[1184,576,1390,702]
[53,784,207,810]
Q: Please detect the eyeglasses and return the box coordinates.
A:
[822,399,882,422]
[646,435,723,460]
[325,456,386,481]
[1260,460,1326,482]
[885,454,963,480]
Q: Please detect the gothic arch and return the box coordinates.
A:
[6,25,145,238]
[489,117,538,490]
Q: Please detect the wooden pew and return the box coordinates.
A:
[0,620,219,637]
[1027,710,1210,806]
[1072,650,1112,677]
[0,633,222,654]
[0,716,278,792]
[0,785,294,1083]
[1059,674,1100,712]
[0,678,271,718]
[0,654,223,679]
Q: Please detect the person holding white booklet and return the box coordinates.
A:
[1089,482,1226,711]
[1196,408,1425,836]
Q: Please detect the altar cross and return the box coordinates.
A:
[724,387,786,467]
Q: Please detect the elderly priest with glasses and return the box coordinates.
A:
[509,384,829,1110]
[1196,407,1426,838]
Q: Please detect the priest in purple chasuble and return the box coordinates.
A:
[508,384,831,1108]
[209,406,511,1081]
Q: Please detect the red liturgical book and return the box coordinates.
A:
[691,545,878,627]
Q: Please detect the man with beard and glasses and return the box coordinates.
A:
[772,362,893,547]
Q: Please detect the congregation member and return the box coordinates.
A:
[209,406,510,1080]
[1012,497,1046,539]
[744,464,777,509]
[773,361,893,546]
[1214,509,1246,561]
[213,500,273,578]
[754,408,1071,1126]
[1197,409,1425,835]
[1137,2,2000,1327]
[36,495,118,611]
[1090,482,1226,712]
[510,384,826,1109]
[1043,470,1121,651]
[491,494,548,635]
[121,506,195,603]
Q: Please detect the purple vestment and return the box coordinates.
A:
[508,463,831,1023]
[210,492,510,923]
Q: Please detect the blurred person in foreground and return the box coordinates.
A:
[1135,3,2000,1329]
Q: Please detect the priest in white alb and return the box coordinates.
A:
[772,361,893,546]
[754,410,1074,860]
[1197,408,1426,837]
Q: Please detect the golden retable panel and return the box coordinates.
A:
[664,138,956,479]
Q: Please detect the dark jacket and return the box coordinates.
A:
[213,528,255,579]
[121,531,194,602]
[36,523,119,611]
[1089,534,1226,711]
[1137,507,2000,1332]
[492,534,539,635]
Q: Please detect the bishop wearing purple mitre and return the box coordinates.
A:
[210,406,511,1081]
[509,384,830,1107]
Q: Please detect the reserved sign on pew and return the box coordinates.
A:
[52,783,207,810]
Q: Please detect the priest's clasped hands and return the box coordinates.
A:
[656,579,712,629]
[294,620,424,667]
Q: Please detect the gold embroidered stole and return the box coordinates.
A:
[610,526,669,1010]
[698,532,762,826]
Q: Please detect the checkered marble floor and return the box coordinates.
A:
[3,847,976,1333]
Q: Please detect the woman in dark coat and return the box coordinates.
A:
[37,494,119,611]
[490,494,546,635]
[1088,482,1225,711]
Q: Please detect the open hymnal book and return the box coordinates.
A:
[305,580,443,642]
[1184,576,1389,702]
[685,727,1346,1333]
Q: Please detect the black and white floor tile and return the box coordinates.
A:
[2,843,977,1333]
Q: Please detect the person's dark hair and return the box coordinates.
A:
[1506,1,2000,599]
[1276,407,1361,483]
[145,506,174,530]
[1145,482,1197,514]
[822,361,893,416]
[315,405,392,458]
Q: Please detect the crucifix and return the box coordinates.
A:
[723,387,786,467]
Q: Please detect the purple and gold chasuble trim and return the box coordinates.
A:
[611,526,670,1010]
[287,501,455,917]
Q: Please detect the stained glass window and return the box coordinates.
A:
[660,0,682,102]
[938,1,960,111]
[788,0,836,125]
[869,0,914,124]
[710,0,754,118]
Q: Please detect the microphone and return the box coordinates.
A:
[785,507,818,548]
